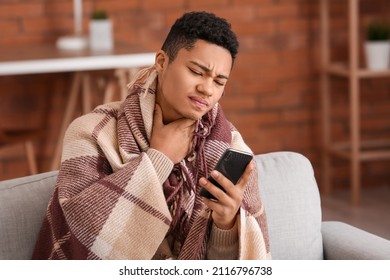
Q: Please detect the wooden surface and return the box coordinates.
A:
[320,0,390,205]
[0,44,155,75]
[0,43,156,171]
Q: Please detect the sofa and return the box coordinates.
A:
[0,151,389,260]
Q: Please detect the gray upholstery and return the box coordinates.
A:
[322,221,390,260]
[0,171,57,259]
[256,152,323,259]
[0,152,389,260]
[256,152,390,259]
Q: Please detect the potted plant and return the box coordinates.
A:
[364,21,390,71]
[89,10,114,51]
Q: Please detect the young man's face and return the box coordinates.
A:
[155,39,233,123]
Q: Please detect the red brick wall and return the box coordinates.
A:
[1,0,390,192]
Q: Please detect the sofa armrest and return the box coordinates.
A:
[322,221,390,260]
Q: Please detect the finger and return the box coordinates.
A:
[236,160,255,190]
[174,119,196,140]
[199,176,227,202]
[209,170,236,197]
[175,118,196,129]
[209,160,254,198]
[152,104,163,129]
[202,194,223,212]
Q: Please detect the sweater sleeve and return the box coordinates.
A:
[146,148,174,184]
[206,218,239,260]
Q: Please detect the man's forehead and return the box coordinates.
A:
[177,40,232,72]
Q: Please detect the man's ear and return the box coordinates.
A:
[155,50,168,73]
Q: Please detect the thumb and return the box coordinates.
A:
[153,103,163,128]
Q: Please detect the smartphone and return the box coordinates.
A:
[199,148,253,200]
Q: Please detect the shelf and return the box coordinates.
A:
[327,139,390,161]
[326,63,390,79]
[320,0,390,205]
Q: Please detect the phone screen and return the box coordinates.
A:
[199,148,253,200]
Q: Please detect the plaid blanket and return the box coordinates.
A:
[32,67,271,260]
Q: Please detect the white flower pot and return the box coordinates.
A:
[89,19,113,51]
[364,41,390,71]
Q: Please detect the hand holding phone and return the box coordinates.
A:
[199,148,253,200]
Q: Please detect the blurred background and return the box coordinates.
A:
[0,0,389,239]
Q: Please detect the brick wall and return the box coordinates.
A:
[1,0,390,192]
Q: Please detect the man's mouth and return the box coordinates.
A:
[189,96,208,109]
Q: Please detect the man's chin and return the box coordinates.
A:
[184,111,207,121]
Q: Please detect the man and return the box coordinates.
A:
[32,11,271,260]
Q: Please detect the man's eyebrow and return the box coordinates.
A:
[189,61,229,80]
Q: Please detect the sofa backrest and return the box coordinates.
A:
[0,171,58,260]
[256,152,323,259]
[0,152,323,260]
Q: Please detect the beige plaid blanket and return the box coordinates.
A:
[32,67,270,260]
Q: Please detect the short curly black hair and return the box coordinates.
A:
[161,11,239,65]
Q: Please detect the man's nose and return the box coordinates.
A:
[196,79,213,96]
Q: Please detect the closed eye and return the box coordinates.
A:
[189,68,202,76]
[214,80,225,86]
[189,66,225,86]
